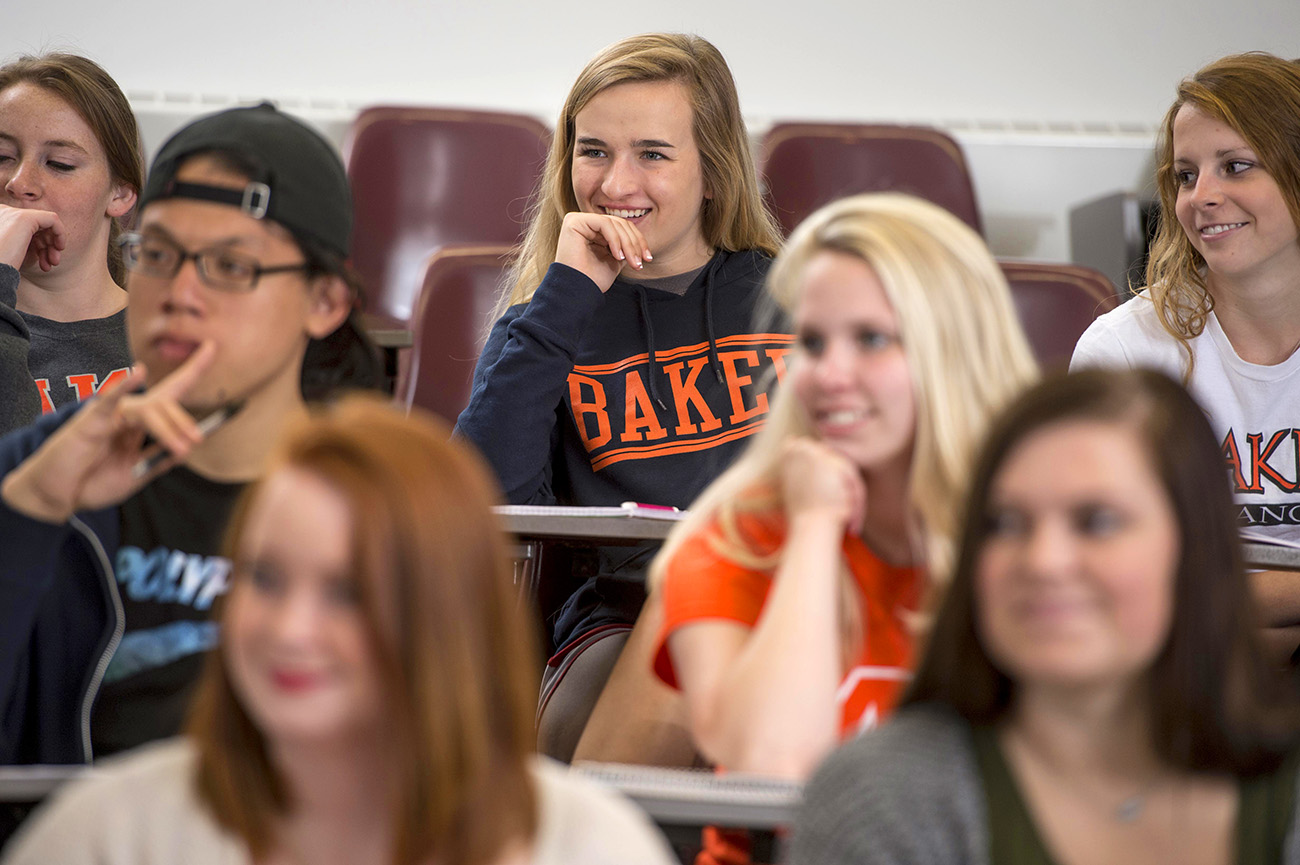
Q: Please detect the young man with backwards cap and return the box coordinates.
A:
[0,103,378,765]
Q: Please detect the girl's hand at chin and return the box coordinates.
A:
[554,211,652,292]
[780,437,866,535]
[0,205,66,272]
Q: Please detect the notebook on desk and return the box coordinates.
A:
[572,761,802,828]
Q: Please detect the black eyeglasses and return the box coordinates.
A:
[118,232,311,293]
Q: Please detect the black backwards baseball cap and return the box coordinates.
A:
[139,101,351,259]
[139,102,381,399]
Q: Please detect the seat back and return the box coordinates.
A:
[398,244,515,424]
[760,122,982,236]
[344,106,549,323]
[1000,261,1120,370]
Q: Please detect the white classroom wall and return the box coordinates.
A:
[5,0,1298,266]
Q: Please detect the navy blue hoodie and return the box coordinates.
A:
[0,406,121,765]
[457,249,791,509]
[455,249,791,646]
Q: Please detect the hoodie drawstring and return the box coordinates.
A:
[637,287,670,411]
[703,255,725,384]
[637,251,727,412]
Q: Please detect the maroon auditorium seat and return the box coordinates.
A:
[397,244,515,425]
[344,106,549,324]
[1000,260,1120,371]
[760,122,982,236]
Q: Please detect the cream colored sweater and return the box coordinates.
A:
[2,739,676,865]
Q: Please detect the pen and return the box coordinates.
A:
[621,501,680,513]
[131,402,244,479]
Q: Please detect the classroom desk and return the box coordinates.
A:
[363,324,413,396]
[0,765,91,846]
[573,762,801,828]
[0,762,802,858]
[0,766,87,803]
[496,508,680,544]
[573,762,801,861]
[495,507,680,594]
[1243,543,1300,571]
[494,506,683,655]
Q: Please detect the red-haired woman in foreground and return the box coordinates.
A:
[4,396,673,865]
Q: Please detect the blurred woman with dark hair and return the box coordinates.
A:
[792,369,1300,865]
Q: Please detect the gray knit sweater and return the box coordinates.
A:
[788,705,988,865]
[788,704,1300,865]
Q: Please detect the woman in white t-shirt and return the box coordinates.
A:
[1071,51,1300,662]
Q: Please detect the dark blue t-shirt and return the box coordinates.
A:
[92,466,243,758]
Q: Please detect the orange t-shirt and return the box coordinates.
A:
[653,508,921,737]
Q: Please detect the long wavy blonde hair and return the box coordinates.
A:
[1146,52,1300,378]
[498,33,780,314]
[651,194,1037,650]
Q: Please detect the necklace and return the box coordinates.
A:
[1004,726,1166,825]
[1114,768,1174,823]
[1115,789,1149,823]
[1076,768,1165,824]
